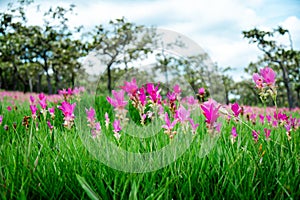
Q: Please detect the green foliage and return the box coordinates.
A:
[1,96,300,199]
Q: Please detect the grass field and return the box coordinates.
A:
[0,80,300,199]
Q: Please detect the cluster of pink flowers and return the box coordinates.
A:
[85,107,101,138]
[253,66,277,103]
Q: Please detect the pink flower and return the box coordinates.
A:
[252,73,263,88]
[120,78,138,97]
[186,96,198,106]
[38,93,47,109]
[264,128,271,140]
[215,123,222,132]
[173,84,181,96]
[85,107,96,124]
[0,115,3,125]
[38,93,46,101]
[266,115,272,123]
[47,121,54,130]
[48,107,55,118]
[162,112,177,131]
[231,127,238,138]
[58,101,76,128]
[259,114,265,124]
[138,87,147,106]
[146,83,161,104]
[285,124,291,132]
[29,95,35,104]
[7,106,12,111]
[105,112,110,129]
[107,90,127,110]
[67,88,73,95]
[200,99,220,129]
[91,122,101,138]
[30,105,38,119]
[189,118,199,134]
[58,89,68,96]
[252,130,260,142]
[175,105,190,123]
[231,102,242,117]
[272,120,278,127]
[113,120,122,133]
[167,92,176,102]
[113,120,122,140]
[250,113,256,122]
[198,87,205,96]
[260,67,276,86]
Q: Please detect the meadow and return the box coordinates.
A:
[0,67,300,199]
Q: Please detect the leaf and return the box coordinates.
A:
[76,174,101,200]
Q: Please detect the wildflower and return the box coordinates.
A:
[85,107,101,138]
[272,120,278,127]
[30,105,38,119]
[4,124,9,131]
[252,130,260,142]
[105,112,110,129]
[198,87,205,102]
[167,92,177,113]
[48,107,55,119]
[231,102,242,118]
[252,73,264,89]
[38,93,47,109]
[146,83,161,104]
[29,95,35,104]
[285,124,291,140]
[259,114,265,125]
[186,96,198,106]
[260,67,276,86]
[266,115,272,124]
[58,88,71,100]
[85,107,96,124]
[200,99,220,130]
[47,120,54,131]
[189,118,199,134]
[231,126,238,143]
[138,87,147,106]
[173,84,181,98]
[106,90,127,110]
[231,127,238,138]
[113,120,122,140]
[162,112,178,139]
[91,122,101,138]
[250,113,257,125]
[0,115,3,125]
[174,105,190,123]
[198,88,205,96]
[7,106,12,111]
[215,123,222,132]
[58,101,76,129]
[120,78,138,98]
[264,128,271,140]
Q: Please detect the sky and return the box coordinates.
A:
[1,0,300,80]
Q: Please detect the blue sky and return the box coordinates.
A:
[1,0,300,79]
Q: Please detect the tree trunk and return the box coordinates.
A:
[46,72,52,94]
[37,73,42,93]
[107,64,111,93]
[280,63,294,110]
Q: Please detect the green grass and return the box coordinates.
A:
[0,94,300,199]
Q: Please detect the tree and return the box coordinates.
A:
[88,17,156,93]
[243,26,300,109]
[0,1,86,93]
